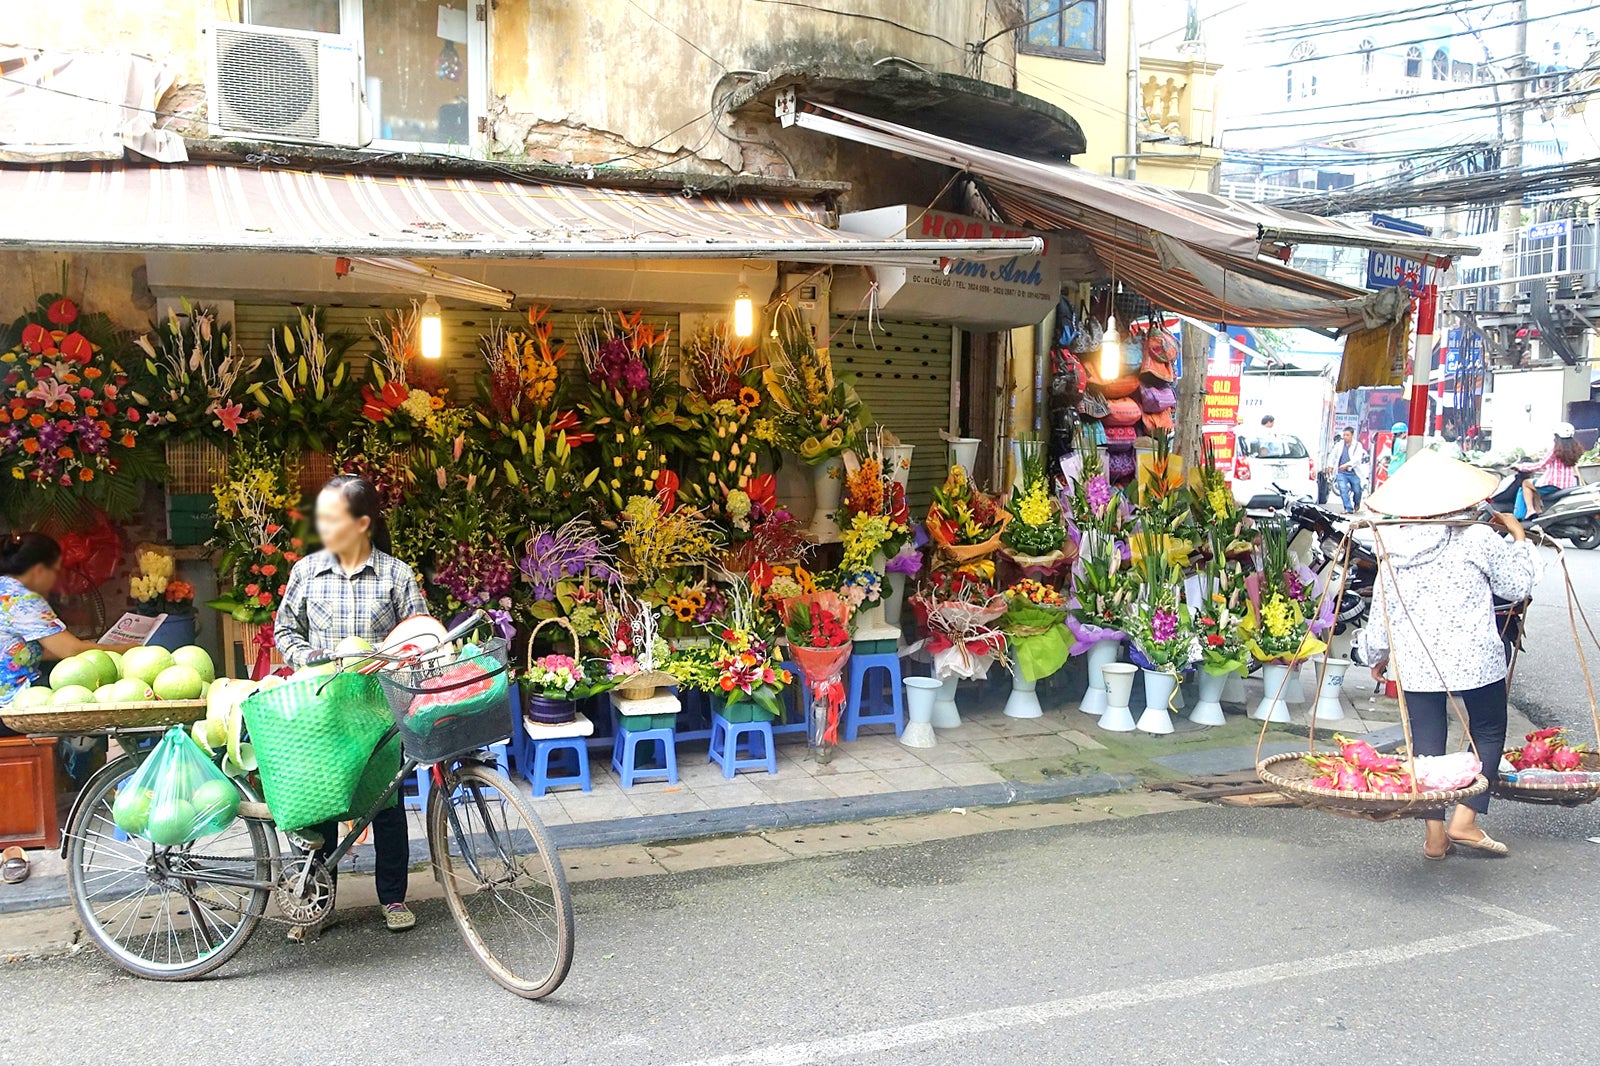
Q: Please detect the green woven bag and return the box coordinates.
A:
[241,671,396,832]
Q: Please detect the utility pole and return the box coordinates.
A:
[1496,0,1529,311]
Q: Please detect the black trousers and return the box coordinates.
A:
[310,803,409,906]
[1403,678,1507,822]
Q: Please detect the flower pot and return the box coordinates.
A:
[882,571,908,627]
[1310,655,1352,722]
[146,612,198,653]
[884,444,915,491]
[931,674,962,729]
[807,456,845,542]
[1079,637,1121,716]
[1004,672,1043,719]
[1222,671,1247,705]
[948,437,981,475]
[1136,669,1178,735]
[1189,669,1230,726]
[901,676,940,748]
[1097,663,1138,732]
[526,694,578,725]
[1251,663,1294,723]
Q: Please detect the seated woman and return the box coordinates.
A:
[1515,422,1582,517]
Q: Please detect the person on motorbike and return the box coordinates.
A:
[1360,451,1540,860]
[1383,421,1409,480]
[275,475,427,939]
[1333,426,1368,512]
[1514,422,1582,518]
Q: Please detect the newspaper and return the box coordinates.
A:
[98,612,167,646]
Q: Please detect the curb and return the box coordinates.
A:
[0,770,1138,917]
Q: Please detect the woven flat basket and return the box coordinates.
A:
[1492,751,1600,807]
[1257,751,1489,822]
[0,699,205,735]
[616,669,676,701]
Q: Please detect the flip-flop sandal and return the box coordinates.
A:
[1447,831,1509,856]
[2,846,30,884]
[1424,841,1453,861]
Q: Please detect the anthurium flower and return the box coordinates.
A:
[20,322,48,353]
[45,297,78,325]
[58,332,95,363]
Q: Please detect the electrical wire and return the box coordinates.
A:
[622,0,728,72]
[1265,155,1600,214]
[746,0,958,49]
[1225,79,1600,131]
[1237,64,1597,118]
[1245,0,1523,43]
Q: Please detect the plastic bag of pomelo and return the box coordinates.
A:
[112,724,240,844]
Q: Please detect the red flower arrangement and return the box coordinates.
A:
[2,292,163,523]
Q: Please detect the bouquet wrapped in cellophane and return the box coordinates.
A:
[1003,579,1072,683]
[912,570,1009,681]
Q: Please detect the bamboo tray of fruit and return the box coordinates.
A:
[1492,729,1600,807]
[1,645,214,734]
[1,699,206,735]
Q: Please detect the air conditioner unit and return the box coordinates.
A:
[202,22,370,148]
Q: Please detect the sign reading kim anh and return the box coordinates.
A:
[836,206,1061,329]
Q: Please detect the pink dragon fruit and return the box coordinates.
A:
[1311,775,1337,789]
[1336,734,1385,771]
[1334,767,1366,792]
[1551,746,1585,772]
[1520,737,1554,769]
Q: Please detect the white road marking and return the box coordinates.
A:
[673,896,1556,1066]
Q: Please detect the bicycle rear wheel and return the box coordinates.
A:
[427,764,573,998]
[67,754,277,980]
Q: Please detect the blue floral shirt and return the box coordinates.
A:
[0,575,66,706]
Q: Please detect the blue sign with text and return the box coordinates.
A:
[1365,213,1432,293]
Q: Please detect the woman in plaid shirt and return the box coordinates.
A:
[1515,422,1582,517]
[276,475,428,939]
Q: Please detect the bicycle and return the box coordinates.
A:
[52,612,574,998]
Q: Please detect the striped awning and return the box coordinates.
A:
[0,162,1039,266]
[784,102,1472,331]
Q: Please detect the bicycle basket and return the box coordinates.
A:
[241,670,395,832]
[376,637,513,764]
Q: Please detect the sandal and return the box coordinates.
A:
[1447,829,1509,856]
[383,903,416,932]
[1,846,29,884]
[1423,840,1453,861]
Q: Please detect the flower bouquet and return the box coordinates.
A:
[697,581,792,722]
[911,569,1009,683]
[681,322,776,524]
[1125,539,1198,680]
[578,311,679,510]
[926,464,1010,572]
[781,588,856,757]
[1066,530,1135,655]
[206,434,306,625]
[1192,436,1254,560]
[1000,434,1074,586]
[246,308,362,455]
[1061,435,1124,540]
[1,292,166,525]
[1241,523,1330,667]
[518,516,621,634]
[358,304,448,449]
[761,321,864,464]
[1192,540,1250,679]
[600,593,675,700]
[521,617,615,724]
[136,301,257,446]
[720,473,809,573]
[131,550,195,617]
[432,540,518,637]
[1003,578,1072,683]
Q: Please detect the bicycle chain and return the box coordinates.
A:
[164,851,327,927]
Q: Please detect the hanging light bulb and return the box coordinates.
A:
[419,295,443,359]
[732,268,755,338]
[1100,313,1122,381]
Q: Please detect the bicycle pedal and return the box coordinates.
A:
[287,830,324,851]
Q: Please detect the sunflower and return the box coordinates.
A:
[738,385,761,407]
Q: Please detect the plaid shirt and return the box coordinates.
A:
[275,549,427,670]
[1525,448,1579,490]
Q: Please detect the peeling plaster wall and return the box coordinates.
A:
[0,252,155,329]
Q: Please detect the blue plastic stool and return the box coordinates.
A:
[773,660,809,736]
[523,737,591,797]
[611,726,677,787]
[408,740,511,809]
[843,651,905,740]
[708,711,778,778]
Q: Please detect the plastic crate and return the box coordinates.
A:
[166,493,217,546]
[619,712,679,731]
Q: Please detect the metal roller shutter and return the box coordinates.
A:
[829,317,954,511]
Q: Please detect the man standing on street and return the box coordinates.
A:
[1333,426,1368,511]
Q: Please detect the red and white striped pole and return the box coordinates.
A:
[1404,264,1445,456]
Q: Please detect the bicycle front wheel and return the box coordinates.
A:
[66,754,277,980]
[427,764,573,999]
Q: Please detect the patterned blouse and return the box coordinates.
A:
[1522,447,1579,491]
[0,575,66,706]
[275,549,427,670]
[1360,523,1541,693]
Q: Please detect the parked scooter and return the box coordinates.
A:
[1483,469,1600,550]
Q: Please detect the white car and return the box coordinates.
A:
[1231,432,1318,506]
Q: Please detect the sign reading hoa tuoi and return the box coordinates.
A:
[835,206,1061,329]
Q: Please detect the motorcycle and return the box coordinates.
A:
[1243,484,1374,635]
[1484,468,1600,550]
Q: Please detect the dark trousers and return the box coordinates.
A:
[311,803,409,906]
[1404,678,1507,822]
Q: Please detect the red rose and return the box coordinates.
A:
[45,298,78,326]
[256,592,274,606]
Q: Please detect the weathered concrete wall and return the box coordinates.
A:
[0,251,155,330]
[1015,6,1134,175]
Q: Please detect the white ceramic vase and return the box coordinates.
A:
[901,676,940,748]
[931,674,962,729]
[884,444,915,491]
[1137,669,1178,735]
[807,456,845,542]
[1222,671,1247,705]
[1004,672,1043,719]
[1251,662,1294,723]
[1189,669,1230,726]
[949,437,981,475]
[1079,637,1121,716]
[1311,655,1352,722]
[1097,663,1139,732]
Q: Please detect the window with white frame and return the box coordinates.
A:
[243,0,485,152]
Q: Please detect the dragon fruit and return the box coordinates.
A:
[1335,767,1367,792]
[1552,746,1585,772]
[1413,751,1482,791]
[1311,775,1337,789]
[1520,737,1554,769]
[1336,734,1385,771]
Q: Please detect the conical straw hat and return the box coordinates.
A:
[1363,448,1501,519]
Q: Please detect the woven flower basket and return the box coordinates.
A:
[1256,751,1488,823]
[616,669,676,701]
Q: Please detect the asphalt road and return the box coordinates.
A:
[1509,542,1600,744]
[4,798,1599,1066]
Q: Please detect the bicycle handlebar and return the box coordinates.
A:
[304,610,491,668]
